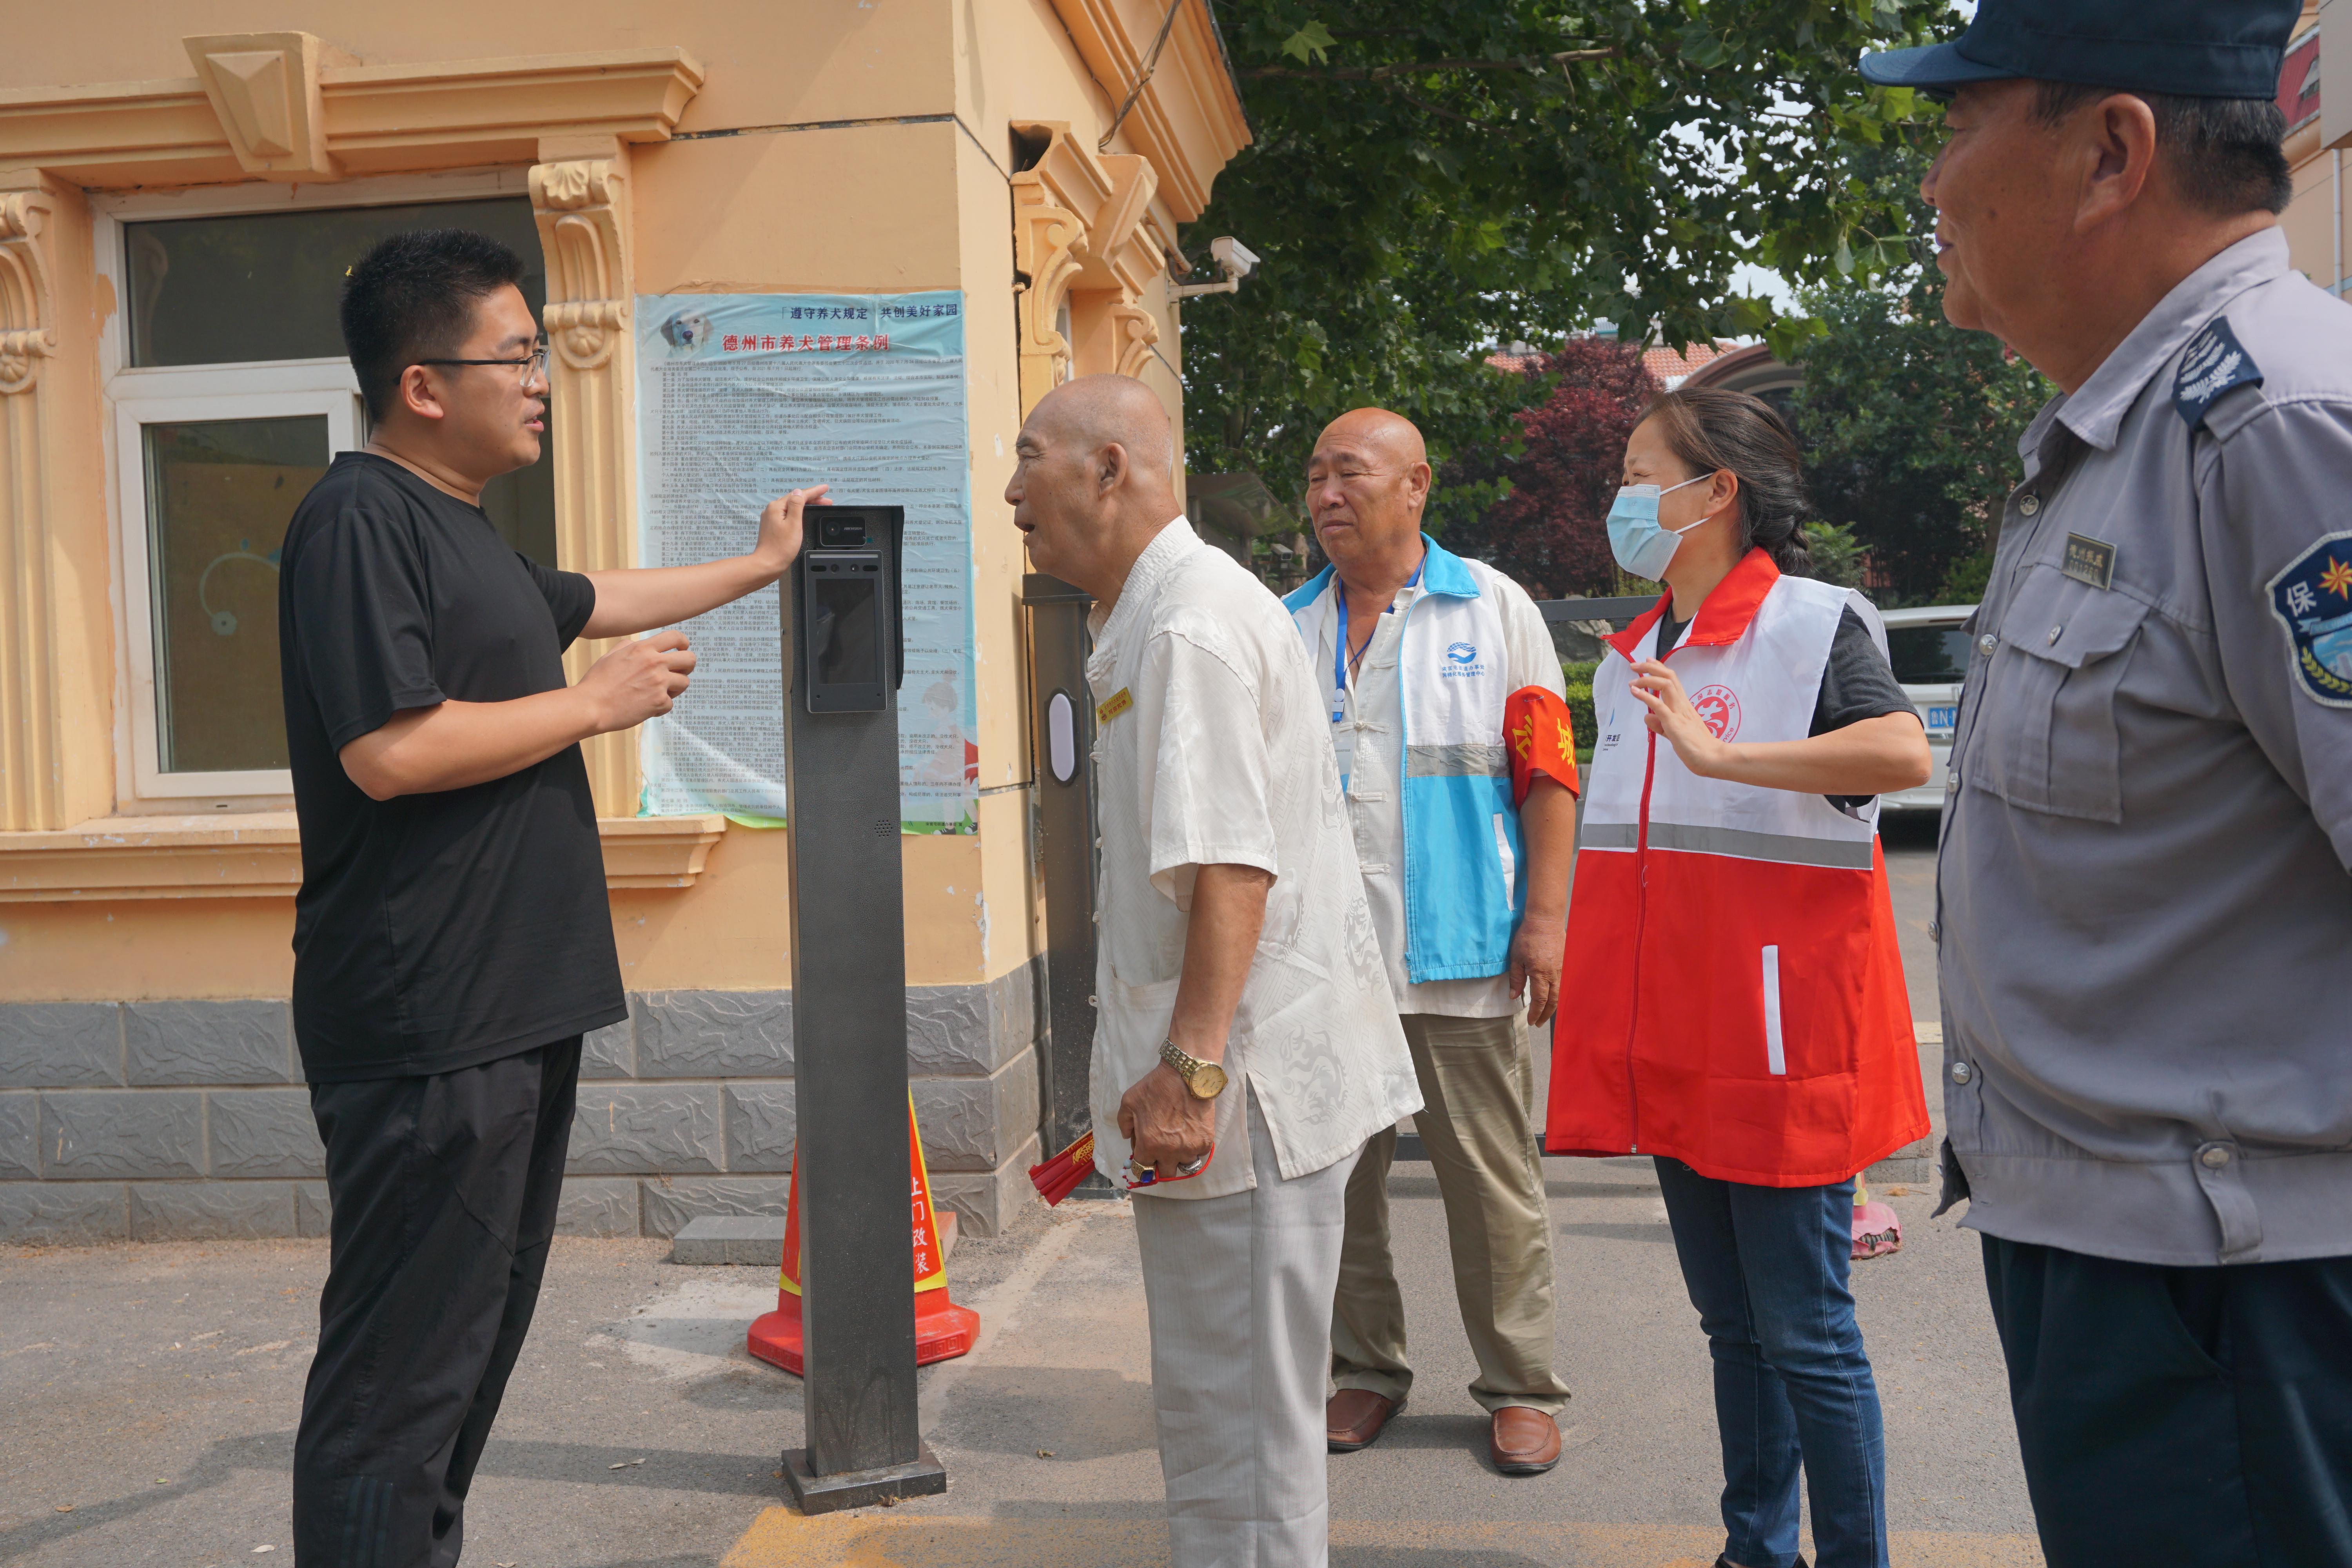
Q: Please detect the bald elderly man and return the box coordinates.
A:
[1285,410,1579,1474]
[1008,376,1418,1566]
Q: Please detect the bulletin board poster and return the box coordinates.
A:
[633,291,977,832]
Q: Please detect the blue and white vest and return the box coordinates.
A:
[1283,537,1523,983]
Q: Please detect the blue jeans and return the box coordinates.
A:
[1655,1159,1889,1568]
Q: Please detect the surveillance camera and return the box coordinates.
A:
[1210,236,1259,281]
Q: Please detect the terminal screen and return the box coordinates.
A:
[806,559,884,702]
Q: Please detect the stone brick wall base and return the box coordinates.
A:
[0,958,1044,1244]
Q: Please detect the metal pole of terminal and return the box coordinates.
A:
[1020,573,1109,1188]
[778,506,947,1512]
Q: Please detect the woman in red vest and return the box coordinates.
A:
[1547,388,1932,1568]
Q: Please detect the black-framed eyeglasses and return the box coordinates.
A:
[415,341,549,387]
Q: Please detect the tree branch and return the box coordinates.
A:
[1242,47,1619,80]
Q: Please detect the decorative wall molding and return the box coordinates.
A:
[1011,181,1085,413]
[597,815,728,889]
[0,172,62,832]
[0,46,699,827]
[1107,301,1161,379]
[0,814,730,901]
[0,179,54,396]
[0,45,705,188]
[1045,0,1249,221]
[531,148,641,816]
[1009,122,1166,414]
[183,32,351,182]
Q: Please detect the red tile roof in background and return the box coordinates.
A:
[1641,341,1735,383]
[1485,339,1737,381]
[2281,28,2320,131]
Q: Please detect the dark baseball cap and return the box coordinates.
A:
[1858,0,2301,100]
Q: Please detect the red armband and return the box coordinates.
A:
[1505,686,1580,807]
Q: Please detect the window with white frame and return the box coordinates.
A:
[101,181,557,803]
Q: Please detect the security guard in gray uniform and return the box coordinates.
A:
[1861,3,2352,1563]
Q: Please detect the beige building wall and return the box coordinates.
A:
[2283,6,2348,296]
[0,0,1247,1238]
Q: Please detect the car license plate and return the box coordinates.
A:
[1926,704,1958,736]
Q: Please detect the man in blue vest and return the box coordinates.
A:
[1287,408,1581,1474]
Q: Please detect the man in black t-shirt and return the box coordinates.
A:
[281,229,828,1566]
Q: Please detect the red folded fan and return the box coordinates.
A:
[1028,1130,1215,1204]
[1029,1131,1098,1206]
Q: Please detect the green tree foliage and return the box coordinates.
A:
[1788,140,2050,604]
[1800,519,1868,588]
[1442,338,1657,597]
[1560,659,1599,758]
[1181,1,1962,515]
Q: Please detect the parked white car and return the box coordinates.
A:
[1878,604,1976,813]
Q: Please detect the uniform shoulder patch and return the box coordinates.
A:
[2174,316,2263,430]
[2266,531,2352,708]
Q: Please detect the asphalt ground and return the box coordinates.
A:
[0,812,2042,1567]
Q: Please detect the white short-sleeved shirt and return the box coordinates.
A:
[1309,566,1568,1016]
[1085,519,1421,1198]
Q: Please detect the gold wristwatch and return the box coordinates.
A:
[1160,1038,1229,1100]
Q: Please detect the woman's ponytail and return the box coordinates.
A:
[1639,387,1815,577]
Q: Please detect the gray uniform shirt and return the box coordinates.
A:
[1937,227,2352,1268]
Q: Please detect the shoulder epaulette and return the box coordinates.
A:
[2174,316,2263,430]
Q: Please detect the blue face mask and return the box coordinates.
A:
[1606,473,1715,581]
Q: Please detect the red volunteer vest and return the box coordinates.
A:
[1545,552,1929,1187]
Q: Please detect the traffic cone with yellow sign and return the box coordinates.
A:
[747,1094,979,1375]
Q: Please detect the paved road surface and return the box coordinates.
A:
[0,814,2040,1567]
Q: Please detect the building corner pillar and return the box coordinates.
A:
[0,171,66,831]
[531,143,642,817]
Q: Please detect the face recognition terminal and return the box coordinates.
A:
[776,501,944,1512]
[799,506,904,712]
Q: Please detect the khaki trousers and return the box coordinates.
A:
[1331,1011,1571,1416]
[1135,1089,1357,1568]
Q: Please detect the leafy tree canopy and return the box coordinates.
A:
[1788,138,2050,604]
[1441,338,1655,598]
[1181,0,1962,522]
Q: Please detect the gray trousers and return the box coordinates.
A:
[1332,1012,1571,1416]
[1134,1090,1357,1568]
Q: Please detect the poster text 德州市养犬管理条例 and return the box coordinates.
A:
[633,292,975,831]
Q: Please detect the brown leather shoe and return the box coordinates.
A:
[1326,1388,1401,1452]
[1488,1406,1562,1475]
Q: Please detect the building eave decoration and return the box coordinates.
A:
[1046,0,1250,221]
[0,43,706,188]
[1011,121,1167,413]
[183,32,350,182]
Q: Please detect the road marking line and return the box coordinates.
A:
[721,1517,2044,1568]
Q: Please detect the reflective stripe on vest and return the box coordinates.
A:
[1547,566,1929,1187]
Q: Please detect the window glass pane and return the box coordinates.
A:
[125,197,545,367]
[1885,626,1974,686]
[127,197,559,566]
[143,416,329,774]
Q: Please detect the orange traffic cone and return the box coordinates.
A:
[747,1095,980,1375]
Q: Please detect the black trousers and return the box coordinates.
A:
[1981,1234,2352,1568]
[293,1038,581,1568]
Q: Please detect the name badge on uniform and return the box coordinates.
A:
[2062,534,2116,591]
[1096,688,1134,724]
